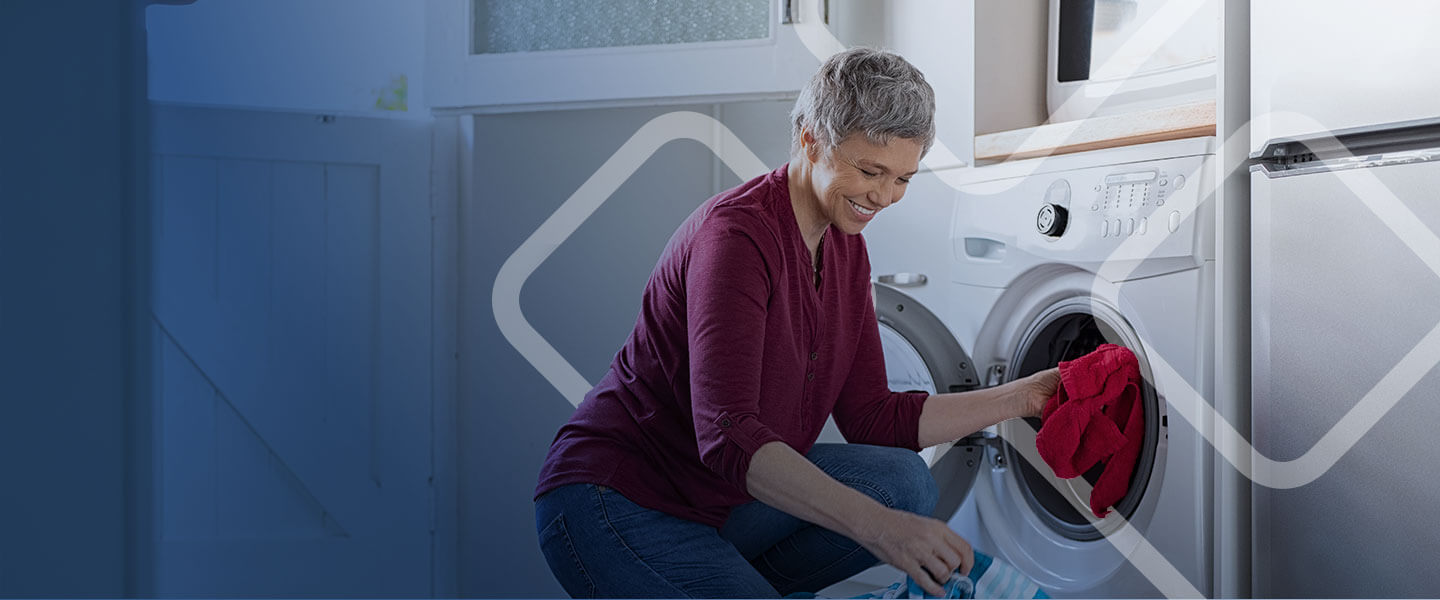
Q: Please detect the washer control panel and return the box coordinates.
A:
[1089,169,1186,239]
[950,147,1213,277]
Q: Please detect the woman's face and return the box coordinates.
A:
[804,133,925,236]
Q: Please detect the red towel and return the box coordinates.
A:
[1035,344,1144,518]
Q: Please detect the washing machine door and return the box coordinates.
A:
[969,290,1172,595]
[871,282,985,521]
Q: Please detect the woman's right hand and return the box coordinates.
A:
[855,506,974,596]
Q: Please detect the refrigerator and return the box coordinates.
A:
[1249,1,1440,596]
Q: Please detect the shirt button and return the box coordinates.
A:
[806,372,814,381]
[720,418,732,428]
[810,352,818,361]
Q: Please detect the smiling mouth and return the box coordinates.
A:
[849,199,876,216]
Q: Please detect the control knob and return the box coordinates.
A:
[1037,203,1068,237]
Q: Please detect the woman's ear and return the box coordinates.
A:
[802,130,822,163]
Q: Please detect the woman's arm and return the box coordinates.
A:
[745,441,972,596]
[915,368,1059,449]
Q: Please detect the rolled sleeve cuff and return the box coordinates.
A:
[701,411,785,489]
[894,391,930,452]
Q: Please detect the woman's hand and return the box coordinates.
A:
[1011,367,1060,419]
[855,507,974,596]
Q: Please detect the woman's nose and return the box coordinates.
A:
[868,183,901,207]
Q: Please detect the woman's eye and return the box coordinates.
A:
[860,169,878,177]
[897,178,911,185]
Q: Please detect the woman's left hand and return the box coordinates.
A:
[1011,367,1060,419]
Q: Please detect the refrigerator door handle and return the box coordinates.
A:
[1252,117,1440,178]
[1253,147,1440,179]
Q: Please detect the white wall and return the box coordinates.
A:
[881,0,976,168]
[146,0,427,117]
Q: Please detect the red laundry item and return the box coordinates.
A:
[1035,343,1144,518]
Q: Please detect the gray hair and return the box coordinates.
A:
[790,47,936,156]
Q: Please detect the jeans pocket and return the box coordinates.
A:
[538,513,597,598]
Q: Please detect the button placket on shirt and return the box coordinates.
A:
[806,288,825,390]
[804,319,819,385]
[797,229,825,405]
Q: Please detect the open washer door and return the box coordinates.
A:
[872,283,986,521]
[968,280,1173,595]
[985,297,1162,541]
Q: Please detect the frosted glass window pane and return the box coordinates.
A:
[472,0,770,54]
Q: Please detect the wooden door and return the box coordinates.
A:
[150,105,434,596]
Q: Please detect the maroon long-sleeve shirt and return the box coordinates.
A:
[534,165,929,528]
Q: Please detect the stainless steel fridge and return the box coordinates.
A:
[1250,2,1440,595]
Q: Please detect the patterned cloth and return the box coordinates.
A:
[851,571,974,599]
[790,551,1049,599]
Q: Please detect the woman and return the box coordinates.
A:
[534,48,1060,598]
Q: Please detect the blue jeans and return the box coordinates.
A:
[534,443,939,598]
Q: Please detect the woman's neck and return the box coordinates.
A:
[787,160,829,257]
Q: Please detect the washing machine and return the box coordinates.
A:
[860,137,1223,598]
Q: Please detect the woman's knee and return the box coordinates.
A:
[814,444,938,517]
[883,447,939,517]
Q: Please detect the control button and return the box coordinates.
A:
[1091,204,1099,211]
[1126,218,1135,235]
[1169,211,1182,232]
[1113,218,1123,234]
[1094,184,1103,192]
[1173,174,1186,189]
[1100,219,1110,237]
[1159,178,1169,187]
[810,352,818,361]
[1138,217,1148,235]
[806,372,814,381]
[1156,197,1166,206]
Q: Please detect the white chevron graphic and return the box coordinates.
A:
[491,112,768,407]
